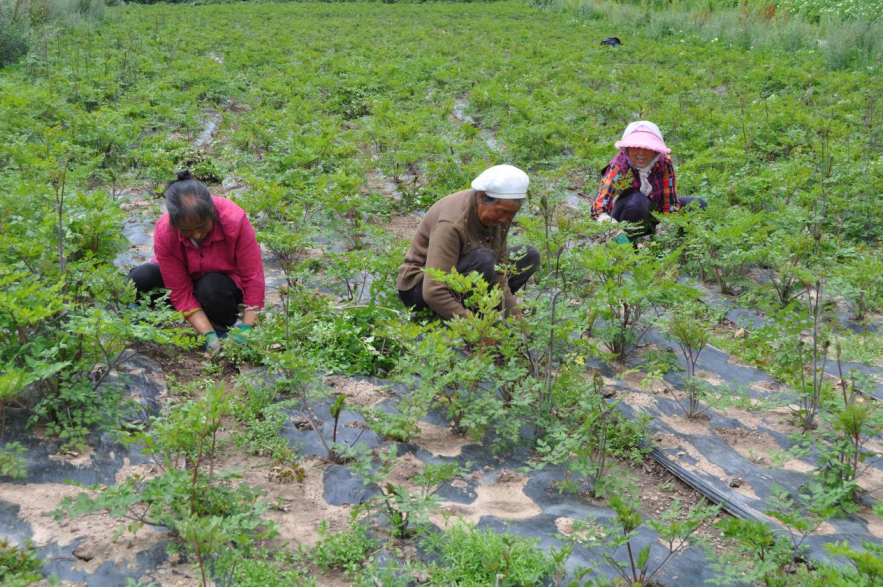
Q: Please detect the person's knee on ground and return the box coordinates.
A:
[611,188,655,239]
[507,245,541,294]
[457,247,498,287]
[193,273,243,329]
[611,188,652,223]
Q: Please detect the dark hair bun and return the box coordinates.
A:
[176,170,195,182]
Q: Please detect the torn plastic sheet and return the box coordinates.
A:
[309,381,720,587]
[609,368,883,565]
[686,279,883,400]
[0,353,170,586]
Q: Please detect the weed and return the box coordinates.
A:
[423,521,569,587]
[0,539,43,587]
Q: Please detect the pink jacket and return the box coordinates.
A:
[153,196,265,314]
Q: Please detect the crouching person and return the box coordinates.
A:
[128,171,265,355]
[397,165,540,320]
[591,121,707,241]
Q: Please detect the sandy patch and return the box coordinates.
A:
[854,469,883,500]
[555,517,599,541]
[752,380,787,393]
[115,458,161,484]
[655,435,728,484]
[431,469,541,528]
[862,509,883,540]
[657,413,712,436]
[139,559,199,587]
[715,428,784,466]
[810,521,837,535]
[0,482,168,573]
[382,214,421,241]
[620,392,659,412]
[48,445,95,468]
[696,371,724,387]
[717,406,795,432]
[412,422,473,457]
[385,453,426,491]
[325,376,392,409]
[617,368,669,395]
[725,354,754,368]
[212,453,351,547]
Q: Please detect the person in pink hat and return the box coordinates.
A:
[590,121,705,238]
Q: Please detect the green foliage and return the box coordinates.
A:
[829,250,883,321]
[423,522,568,587]
[309,519,377,575]
[661,301,721,417]
[0,442,27,480]
[576,241,682,360]
[216,547,313,587]
[534,372,642,499]
[0,539,43,587]
[567,495,720,587]
[55,382,277,583]
[231,380,301,467]
[352,444,468,538]
[393,269,537,451]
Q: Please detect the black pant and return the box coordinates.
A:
[398,245,541,313]
[611,188,707,238]
[128,262,243,329]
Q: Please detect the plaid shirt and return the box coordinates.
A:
[590,151,680,218]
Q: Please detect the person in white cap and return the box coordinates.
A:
[590,121,706,240]
[397,164,541,320]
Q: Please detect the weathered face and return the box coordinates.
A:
[174,215,214,244]
[627,146,659,168]
[476,194,522,228]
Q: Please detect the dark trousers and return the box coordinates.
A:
[611,189,707,238]
[128,262,243,329]
[398,245,541,313]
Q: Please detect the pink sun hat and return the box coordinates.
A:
[614,121,671,154]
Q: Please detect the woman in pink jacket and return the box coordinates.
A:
[129,171,265,354]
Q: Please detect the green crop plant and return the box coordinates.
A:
[393,270,535,451]
[534,372,640,499]
[352,445,468,538]
[215,547,313,588]
[804,399,883,506]
[56,382,277,585]
[662,301,722,418]
[711,483,848,586]
[576,240,683,360]
[567,495,720,587]
[829,250,883,322]
[671,205,771,296]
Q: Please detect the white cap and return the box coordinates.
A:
[471,164,529,200]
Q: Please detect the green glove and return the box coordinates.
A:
[231,324,254,344]
[613,233,630,245]
[204,331,221,354]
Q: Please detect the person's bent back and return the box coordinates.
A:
[397,165,540,320]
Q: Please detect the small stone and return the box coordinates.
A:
[73,540,98,561]
[735,328,746,338]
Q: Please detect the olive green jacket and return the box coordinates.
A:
[397,189,517,319]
